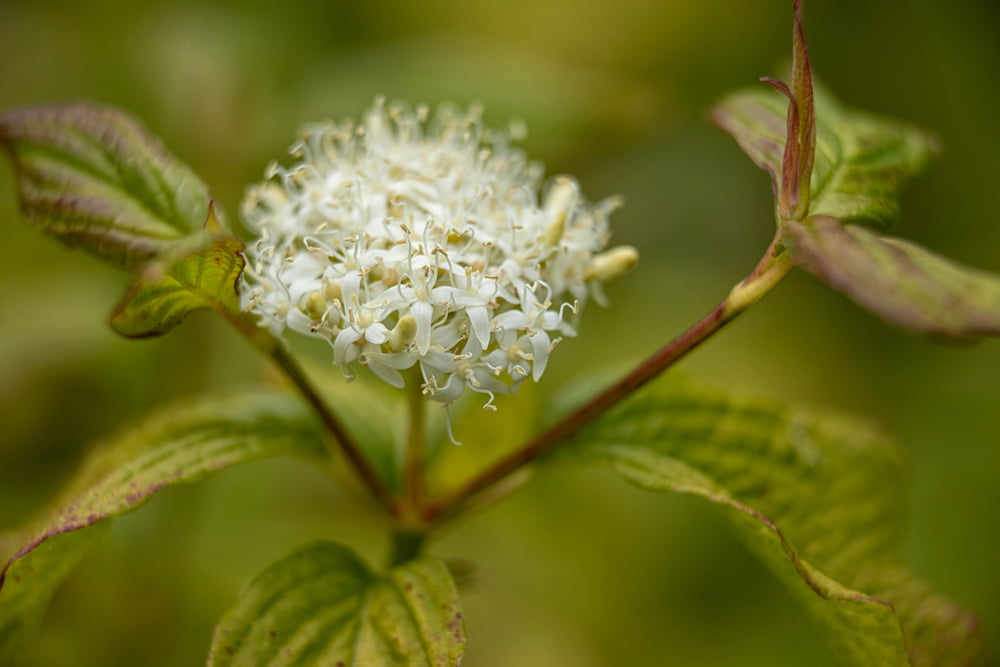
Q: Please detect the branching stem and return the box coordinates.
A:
[423,235,792,523]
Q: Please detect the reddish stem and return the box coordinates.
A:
[247,327,393,510]
[423,237,791,523]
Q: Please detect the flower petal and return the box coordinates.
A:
[365,322,390,345]
[411,300,434,355]
[332,327,362,366]
[363,356,405,388]
[467,305,491,351]
[529,330,551,382]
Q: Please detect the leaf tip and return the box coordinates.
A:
[203,200,227,234]
[759,76,792,98]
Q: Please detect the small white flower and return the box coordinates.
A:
[240,97,636,407]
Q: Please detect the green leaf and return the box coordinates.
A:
[564,376,982,667]
[0,391,327,662]
[0,102,216,270]
[785,216,1000,340]
[109,204,247,338]
[711,80,937,231]
[208,540,465,667]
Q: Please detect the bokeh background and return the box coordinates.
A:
[1,0,999,665]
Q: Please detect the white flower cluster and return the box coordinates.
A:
[241,98,636,407]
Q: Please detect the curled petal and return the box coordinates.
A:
[286,308,314,336]
[364,322,390,345]
[363,356,405,388]
[494,310,528,331]
[466,305,491,351]
[529,330,551,382]
[332,327,362,366]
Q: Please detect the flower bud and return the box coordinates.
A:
[584,245,639,281]
[305,292,327,320]
[389,314,417,352]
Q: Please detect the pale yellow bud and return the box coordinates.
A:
[584,245,639,281]
[306,292,327,320]
[389,314,417,351]
[542,177,577,247]
[543,212,566,248]
[324,280,342,301]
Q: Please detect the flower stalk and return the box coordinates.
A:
[237,323,394,509]
[396,367,428,523]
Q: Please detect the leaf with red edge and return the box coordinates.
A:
[0,102,216,270]
[0,392,327,661]
[785,216,1000,339]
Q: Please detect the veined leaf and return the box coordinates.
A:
[785,216,1000,339]
[564,376,982,667]
[0,392,328,661]
[208,540,465,667]
[711,79,937,231]
[0,103,216,270]
[0,105,258,339]
[110,204,246,338]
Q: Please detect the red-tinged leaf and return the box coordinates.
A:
[784,215,1000,340]
[0,103,217,270]
[719,0,815,222]
[0,392,328,661]
[789,0,816,220]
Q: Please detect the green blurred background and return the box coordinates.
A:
[1,0,999,664]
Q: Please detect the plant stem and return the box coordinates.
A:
[423,237,792,523]
[397,368,428,521]
[388,528,427,566]
[229,317,392,509]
